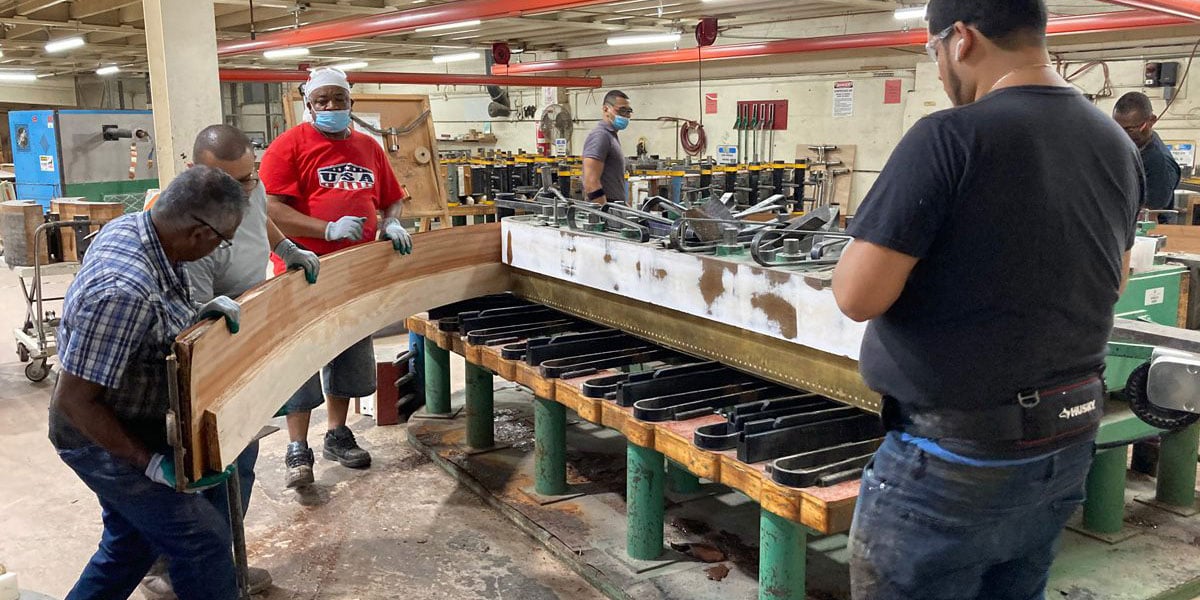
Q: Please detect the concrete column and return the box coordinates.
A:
[143,0,223,183]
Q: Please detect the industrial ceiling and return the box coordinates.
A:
[0,0,1190,78]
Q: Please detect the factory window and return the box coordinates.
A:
[221,82,288,147]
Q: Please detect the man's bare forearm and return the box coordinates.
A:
[266,217,286,250]
[267,194,328,239]
[52,371,153,469]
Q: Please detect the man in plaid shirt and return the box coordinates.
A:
[49,165,248,600]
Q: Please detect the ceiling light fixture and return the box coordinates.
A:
[606,31,682,47]
[96,65,120,76]
[326,61,368,71]
[45,36,85,53]
[263,47,310,59]
[431,51,481,64]
[893,5,927,20]
[0,70,38,82]
[415,19,481,33]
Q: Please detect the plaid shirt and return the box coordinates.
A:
[49,211,196,450]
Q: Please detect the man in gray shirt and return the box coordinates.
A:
[140,124,319,599]
[582,90,632,204]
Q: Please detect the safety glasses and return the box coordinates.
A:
[193,215,234,250]
[607,104,634,117]
[925,25,954,63]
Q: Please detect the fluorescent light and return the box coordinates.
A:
[431,51,480,64]
[96,65,120,76]
[606,31,681,47]
[0,71,37,82]
[45,36,85,53]
[415,19,481,33]
[263,47,310,59]
[326,61,368,71]
[894,6,927,19]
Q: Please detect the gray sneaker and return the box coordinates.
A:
[285,441,315,489]
[323,425,371,468]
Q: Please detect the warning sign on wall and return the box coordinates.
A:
[705,93,718,114]
[884,79,903,104]
[833,81,854,118]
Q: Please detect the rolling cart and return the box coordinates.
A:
[13,219,96,382]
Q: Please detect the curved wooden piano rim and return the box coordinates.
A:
[174,223,509,479]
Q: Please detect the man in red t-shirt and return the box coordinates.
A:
[261,67,413,488]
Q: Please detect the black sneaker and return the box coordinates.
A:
[285,442,315,489]
[323,426,372,469]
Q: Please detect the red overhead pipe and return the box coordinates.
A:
[1097,0,1200,21]
[218,68,603,88]
[500,10,1195,74]
[217,0,613,57]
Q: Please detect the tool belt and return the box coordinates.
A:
[882,375,1104,447]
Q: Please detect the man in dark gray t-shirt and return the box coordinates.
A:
[582,90,631,204]
[832,1,1141,598]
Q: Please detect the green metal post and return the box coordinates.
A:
[423,338,451,415]
[465,363,494,449]
[627,442,665,560]
[534,397,567,496]
[1155,422,1200,508]
[667,460,701,494]
[759,509,807,600]
[1083,447,1127,534]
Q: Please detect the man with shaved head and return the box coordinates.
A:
[139,124,319,599]
[1114,92,1181,222]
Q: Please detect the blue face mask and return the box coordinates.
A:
[612,115,630,131]
[313,109,351,133]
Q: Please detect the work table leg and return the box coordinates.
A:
[627,443,665,560]
[465,363,495,450]
[1083,446,1127,534]
[1155,421,1200,509]
[666,460,701,494]
[534,397,567,496]
[424,337,451,415]
[759,509,807,600]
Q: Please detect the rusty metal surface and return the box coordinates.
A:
[509,269,881,413]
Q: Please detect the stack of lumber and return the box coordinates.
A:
[1,200,46,267]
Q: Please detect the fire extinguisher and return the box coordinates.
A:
[536,123,550,157]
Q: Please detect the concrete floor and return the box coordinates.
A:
[0,263,605,600]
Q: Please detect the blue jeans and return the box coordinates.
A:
[848,433,1093,600]
[57,445,238,600]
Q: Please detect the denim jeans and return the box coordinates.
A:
[58,444,238,600]
[849,432,1094,600]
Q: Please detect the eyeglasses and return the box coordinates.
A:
[193,215,233,250]
[607,105,634,117]
[925,25,955,63]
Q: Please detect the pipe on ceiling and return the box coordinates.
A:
[498,10,1196,74]
[217,0,614,57]
[218,68,603,88]
[1097,1,1200,21]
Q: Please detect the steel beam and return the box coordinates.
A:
[216,0,616,56]
[1099,0,1200,20]
[465,363,494,450]
[501,10,1194,74]
[218,68,603,88]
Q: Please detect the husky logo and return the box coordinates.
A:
[317,163,376,190]
[1059,400,1096,420]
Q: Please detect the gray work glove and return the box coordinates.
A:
[274,239,320,284]
[324,216,366,242]
[381,218,413,255]
[195,296,240,334]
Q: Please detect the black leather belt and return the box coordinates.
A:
[884,375,1104,446]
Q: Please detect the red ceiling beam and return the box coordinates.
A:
[499,10,1195,74]
[218,68,603,88]
[216,0,615,57]
[1096,0,1200,21]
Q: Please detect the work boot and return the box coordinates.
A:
[285,441,315,489]
[323,425,371,468]
[140,560,272,598]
